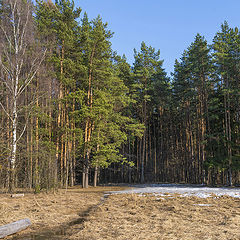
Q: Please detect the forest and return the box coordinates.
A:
[0,0,240,193]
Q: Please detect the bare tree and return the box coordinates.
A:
[0,0,46,192]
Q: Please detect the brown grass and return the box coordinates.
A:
[1,187,240,239]
[0,186,128,239]
[69,193,240,240]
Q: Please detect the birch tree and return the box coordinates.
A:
[0,0,46,192]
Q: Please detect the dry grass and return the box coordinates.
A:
[1,187,240,239]
[69,193,240,240]
[0,186,128,239]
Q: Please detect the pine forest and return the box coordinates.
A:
[1,0,240,193]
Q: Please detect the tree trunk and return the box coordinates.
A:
[0,219,31,239]
[34,78,39,192]
[9,97,17,193]
[141,129,145,183]
[128,137,132,184]
[82,47,95,188]
[153,121,157,182]
[93,166,98,187]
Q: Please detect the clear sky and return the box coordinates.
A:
[73,0,240,76]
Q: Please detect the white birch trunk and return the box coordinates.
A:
[10,98,17,170]
[0,0,46,191]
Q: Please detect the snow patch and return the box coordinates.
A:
[109,184,240,198]
[193,204,212,206]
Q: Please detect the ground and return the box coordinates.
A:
[0,185,240,239]
[0,186,126,239]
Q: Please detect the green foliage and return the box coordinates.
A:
[1,1,240,188]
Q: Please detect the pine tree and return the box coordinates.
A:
[35,0,82,189]
[172,34,212,183]
[211,22,240,185]
[133,42,168,183]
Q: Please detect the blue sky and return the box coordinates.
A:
[73,0,240,75]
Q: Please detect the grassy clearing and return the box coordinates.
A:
[69,193,240,240]
[0,186,128,239]
[1,187,240,239]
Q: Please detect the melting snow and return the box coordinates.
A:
[109,184,240,198]
[193,204,212,206]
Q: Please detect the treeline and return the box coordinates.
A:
[0,0,239,192]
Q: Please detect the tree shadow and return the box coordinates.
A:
[11,194,109,240]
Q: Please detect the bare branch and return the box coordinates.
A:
[19,5,30,52]
[0,76,13,94]
[0,101,13,123]
[17,49,47,97]
[16,91,45,143]
[2,45,16,73]
[16,121,27,143]
[0,25,14,50]
[0,61,12,78]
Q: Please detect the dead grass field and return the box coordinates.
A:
[0,187,240,239]
[69,194,240,240]
[0,186,128,239]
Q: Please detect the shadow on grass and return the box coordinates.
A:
[11,194,109,240]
